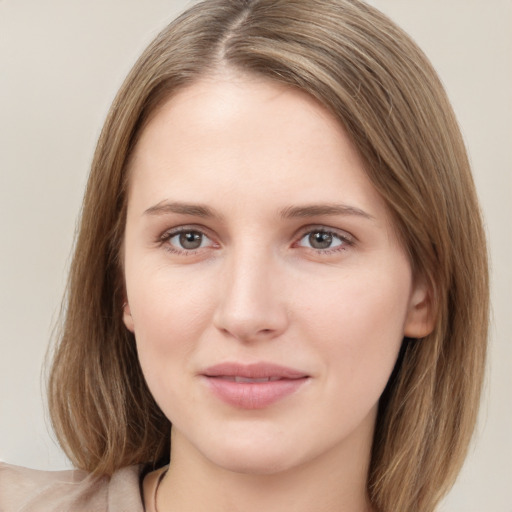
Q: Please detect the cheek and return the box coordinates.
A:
[298,269,410,400]
[126,268,216,398]
[128,264,214,341]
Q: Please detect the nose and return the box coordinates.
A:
[213,248,289,343]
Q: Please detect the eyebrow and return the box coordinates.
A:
[143,200,374,221]
[144,201,221,218]
[279,203,374,220]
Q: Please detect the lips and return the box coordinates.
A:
[201,362,309,409]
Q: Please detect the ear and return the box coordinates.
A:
[123,301,135,333]
[404,277,435,338]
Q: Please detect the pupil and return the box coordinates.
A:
[179,232,202,249]
[309,232,332,249]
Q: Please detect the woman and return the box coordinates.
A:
[0,0,489,511]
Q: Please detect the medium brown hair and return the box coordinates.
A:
[48,1,489,510]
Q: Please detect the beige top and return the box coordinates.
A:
[0,462,147,512]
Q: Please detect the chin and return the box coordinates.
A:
[201,435,304,476]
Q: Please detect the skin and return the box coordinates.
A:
[123,71,432,512]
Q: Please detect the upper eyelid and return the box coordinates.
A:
[295,224,356,242]
[160,224,213,239]
[295,232,354,253]
[159,223,353,234]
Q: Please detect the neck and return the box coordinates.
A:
[156,427,375,512]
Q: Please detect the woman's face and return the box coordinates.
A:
[123,73,431,475]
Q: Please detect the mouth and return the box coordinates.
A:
[217,376,283,383]
[201,362,310,409]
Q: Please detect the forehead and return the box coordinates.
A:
[133,73,347,163]
[127,72,388,225]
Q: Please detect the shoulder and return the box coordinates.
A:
[0,462,144,512]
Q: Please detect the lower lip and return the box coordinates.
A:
[203,377,309,409]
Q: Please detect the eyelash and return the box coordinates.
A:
[158,225,355,256]
[158,226,217,256]
[294,227,354,254]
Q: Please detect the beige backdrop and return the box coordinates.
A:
[1,1,510,510]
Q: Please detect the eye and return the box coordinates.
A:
[162,229,214,253]
[296,229,351,251]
